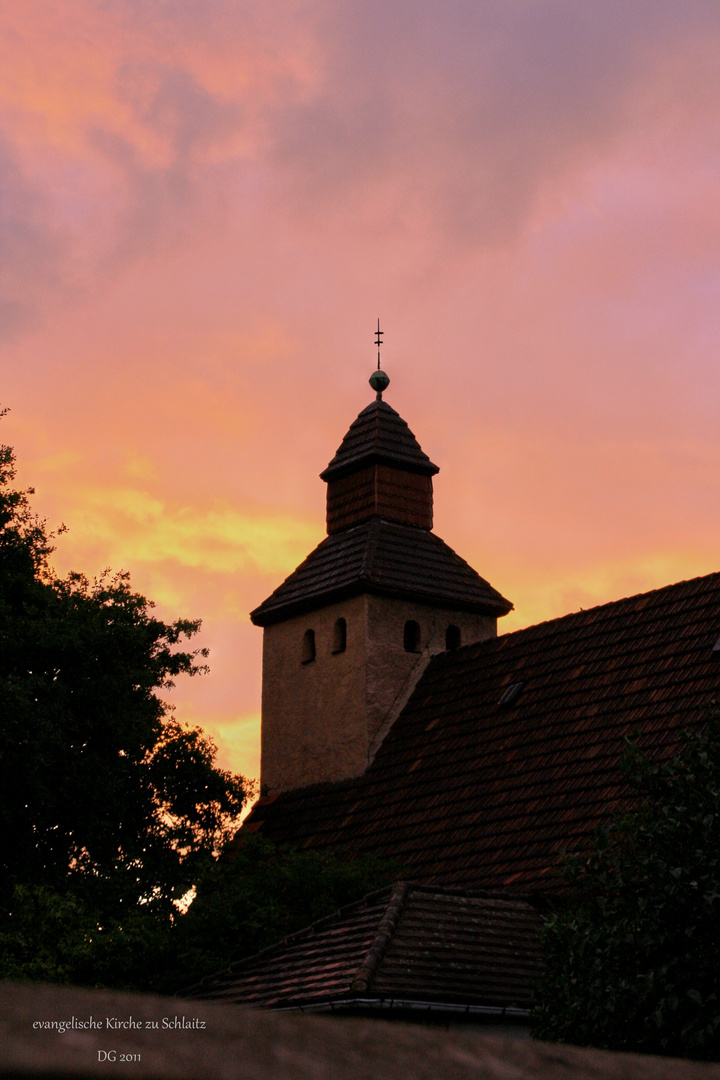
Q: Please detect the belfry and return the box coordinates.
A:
[251,353,513,793]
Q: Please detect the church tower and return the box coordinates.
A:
[251,359,512,794]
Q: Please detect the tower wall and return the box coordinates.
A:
[260,593,497,794]
[260,595,368,794]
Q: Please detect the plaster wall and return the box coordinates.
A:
[260,595,368,794]
[261,592,497,794]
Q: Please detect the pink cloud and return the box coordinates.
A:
[4,1,720,776]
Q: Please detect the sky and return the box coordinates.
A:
[3,1,720,781]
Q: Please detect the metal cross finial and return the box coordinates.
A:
[368,319,390,400]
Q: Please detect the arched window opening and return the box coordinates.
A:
[332,617,347,654]
[404,620,421,653]
[301,628,316,664]
[445,624,461,651]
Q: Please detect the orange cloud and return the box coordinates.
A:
[58,485,319,577]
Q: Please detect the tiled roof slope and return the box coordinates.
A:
[320,400,439,482]
[185,888,386,1009]
[243,572,720,891]
[183,883,543,1016]
[250,518,512,625]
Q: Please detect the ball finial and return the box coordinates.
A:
[370,368,390,399]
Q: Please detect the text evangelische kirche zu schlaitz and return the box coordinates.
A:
[33,1015,206,1033]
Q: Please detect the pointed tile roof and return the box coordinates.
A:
[250,519,513,626]
[321,400,439,482]
[183,883,543,1016]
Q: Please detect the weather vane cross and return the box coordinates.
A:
[369,319,390,400]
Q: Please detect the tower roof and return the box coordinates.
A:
[250,518,513,626]
[320,400,439,483]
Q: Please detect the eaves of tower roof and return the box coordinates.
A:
[242,571,720,892]
[250,518,513,626]
[320,400,439,482]
[182,882,544,1015]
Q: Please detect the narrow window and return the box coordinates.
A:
[404,620,421,653]
[332,617,347,654]
[301,628,316,664]
[445,624,461,651]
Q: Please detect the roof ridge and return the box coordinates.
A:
[400,882,538,903]
[351,881,411,992]
[417,569,720,673]
[360,517,382,579]
[490,569,720,646]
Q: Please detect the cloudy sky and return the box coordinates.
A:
[3,1,720,780]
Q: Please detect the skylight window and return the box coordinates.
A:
[498,681,525,707]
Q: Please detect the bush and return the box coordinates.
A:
[533,712,720,1060]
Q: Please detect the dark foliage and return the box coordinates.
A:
[533,712,720,1060]
[0,425,250,986]
[0,422,396,995]
[0,839,397,995]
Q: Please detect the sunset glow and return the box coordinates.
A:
[4,2,720,780]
